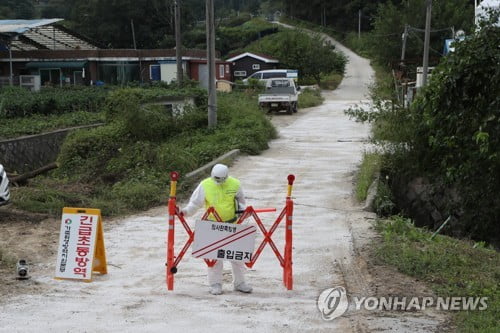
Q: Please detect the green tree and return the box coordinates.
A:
[368,0,474,65]
[40,0,204,49]
[245,29,347,84]
[406,13,500,240]
[345,10,500,242]
[0,0,35,19]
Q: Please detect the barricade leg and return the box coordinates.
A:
[166,172,179,291]
[284,197,293,290]
[284,175,295,290]
[167,198,175,290]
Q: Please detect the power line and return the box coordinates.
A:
[408,30,444,56]
[408,25,454,33]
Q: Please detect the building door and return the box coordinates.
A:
[199,64,208,89]
[40,68,61,86]
[150,65,160,81]
[73,71,84,85]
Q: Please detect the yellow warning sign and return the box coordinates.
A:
[55,207,107,281]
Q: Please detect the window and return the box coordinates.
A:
[249,72,262,79]
[263,72,286,79]
[225,64,230,73]
[252,64,260,70]
[234,71,247,77]
[219,64,225,78]
[98,62,140,85]
[271,79,290,87]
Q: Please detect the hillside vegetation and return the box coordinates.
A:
[9,86,276,216]
[239,28,346,85]
[347,14,500,244]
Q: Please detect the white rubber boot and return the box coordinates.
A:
[209,283,222,295]
[234,282,253,293]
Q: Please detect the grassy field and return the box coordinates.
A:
[375,216,500,332]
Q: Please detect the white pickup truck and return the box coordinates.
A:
[258,78,300,114]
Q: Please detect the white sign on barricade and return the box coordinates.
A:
[54,207,107,281]
[192,220,256,262]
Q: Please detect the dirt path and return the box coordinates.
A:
[0,30,448,332]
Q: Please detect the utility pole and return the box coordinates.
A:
[8,42,13,86]
[131,19,137,49]
[358,10,361,39]
[422,0,432,87]
[207,0,217,128]
[131,19,143,83]
[175,0,183,85]
[401,24,408,62]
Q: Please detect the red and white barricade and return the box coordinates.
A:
[166,172,295,291]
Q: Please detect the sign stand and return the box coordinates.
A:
[55,207,107,281]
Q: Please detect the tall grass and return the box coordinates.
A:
[298,88,324,108]
[355,152,381,201]
[376,216,500,332]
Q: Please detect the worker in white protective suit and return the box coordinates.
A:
[181,163,253,295]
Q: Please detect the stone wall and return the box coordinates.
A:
[0,124,102,173]
[391,176,461,234]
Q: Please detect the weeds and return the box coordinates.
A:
[298,88,324,108]
[10,90,275,217]
[376,216,500,332]
[355,152,381,202]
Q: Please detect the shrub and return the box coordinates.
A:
[244,29,347,85]
[298,87,324,108]
[407,17,500,241]
[373,178,396,217]
[0,86,108,118]
[123,104,176,141]
[104,88,142,121]
[40,89,277,216]
[0,111,105,139]
[57,122,126,182]
[347,14,500,242]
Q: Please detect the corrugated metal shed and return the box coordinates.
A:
[0,19,100,51]
[0,19,62,33]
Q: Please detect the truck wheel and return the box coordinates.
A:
[286,106,293,114]
[293,103,298,113]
